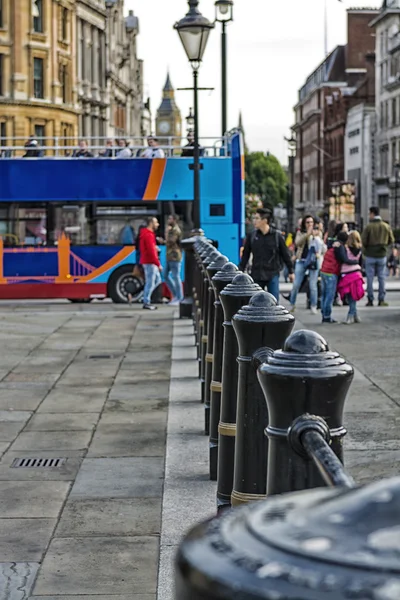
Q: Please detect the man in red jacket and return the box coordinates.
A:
[139,216,162,310]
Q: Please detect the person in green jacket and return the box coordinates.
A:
[361,206,395,307]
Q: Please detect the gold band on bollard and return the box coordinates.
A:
[206,353,213,363]
[211,381,222,393]
[199,320,204,327]
[201,335,208,343]
[231,490,266,506]
[218,421,236,436]
[196,300,200,307]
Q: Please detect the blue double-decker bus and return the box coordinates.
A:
[0,131,244,302]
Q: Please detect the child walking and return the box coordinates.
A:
[337,231,364,324]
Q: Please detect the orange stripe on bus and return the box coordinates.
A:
[143,159,167,201]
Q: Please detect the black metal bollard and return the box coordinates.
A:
[193,241,212,350]
[231,292,295,506]
[204,255,229,436]
[258,329,354,496]
[217,273,261,511]
[208,262,239,480]
[179,231,204,319]
[175,476,400,599]
[196,245,217,383]
[200,250,220,403]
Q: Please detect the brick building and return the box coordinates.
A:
[291,8,378,223]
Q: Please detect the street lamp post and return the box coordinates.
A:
[395,162,400,230]
[186,107,195,135]
[215,1,233,137]
[285,135,296,233]
[175,0,214,231]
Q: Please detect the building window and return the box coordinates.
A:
[350,147,359,155]
[59,63,67,103]
[378,195,389,210]
[348,128,360,138]
[0,0,3,28]
[392,140,397,168]
[34,124,45,143]
[33,0,44,33]
[62,7,68,41]
[33,57,44,98]
[0,122,5,146]
[393,98,397,127]
[0,54,3,96]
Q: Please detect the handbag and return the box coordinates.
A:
[304,246,318,271]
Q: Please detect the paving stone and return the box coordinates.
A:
[56,497,161,537]
[24,414,97,432]
[88,427,165,458]
[70,457,164,499]
[0,518,56,561]
[0,561,39,599]
[30,596,156,599]
[37,387,109,413]
[346,450,400,485]
[33,536,159,595]
[0,481,70,518]
[98,411,167,428]
[109,382,170,401]
[105,397,168,413]
[4,373,60,384]
[0,388,49,411]
[0,422,27,441]
[345,412,400,450]
[115,369,172,384]
[123,350,171,363]
[0,410,32,422]
[10,431,92,452]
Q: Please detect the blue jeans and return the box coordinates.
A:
[290,260,319,308]
[347,295,357,317]
[254,275,280,302]
[321,273,338,320]
[164,260,183,301]
[365,256,386,302]
[143,264,162,305]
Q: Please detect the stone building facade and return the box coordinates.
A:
[291,8,378,223]
[0,0,78,151]
[371,0,400,227]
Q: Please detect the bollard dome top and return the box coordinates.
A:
[284,329,329,354]
[203,250,220,266]
[212,261,238,283]
[208,255,229,272]
[177,477,400,598]
[258,328,353,377]
[220,272,261,297]
[233,291,295,324]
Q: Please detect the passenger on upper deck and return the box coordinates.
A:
[23,136,43,158]
[72,140,94,158]
[141,137,165,159]
[116,139,132,158]
[181,132,204,158]
[99,139,115,158]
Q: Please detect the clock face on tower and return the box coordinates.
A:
[159,121,171,134]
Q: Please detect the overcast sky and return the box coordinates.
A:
[127,0,380,164]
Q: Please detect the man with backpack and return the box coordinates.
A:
[239,208,294,301]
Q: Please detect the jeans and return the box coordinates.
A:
[143,263,162,305]
[347,295,357,317]
[290,260,319,308]
[164,260,183,301]
[365,256,387,302]
[321,273,338,321]
[254,274,280,302]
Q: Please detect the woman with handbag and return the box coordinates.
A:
[289,215,321,314]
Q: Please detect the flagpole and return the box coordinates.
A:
[324,0,328,56]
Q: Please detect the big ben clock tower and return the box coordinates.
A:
[156,74,182,146]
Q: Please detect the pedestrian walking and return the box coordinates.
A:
[337,231,364,324]
[139,216,162,311]
[361,206,394,307]
[164,214,183,306]
[239,208,294,301]
[289,215,321,313]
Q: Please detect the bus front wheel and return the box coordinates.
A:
[108,265,144,304]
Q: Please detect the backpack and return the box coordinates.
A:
[250,229,284,271]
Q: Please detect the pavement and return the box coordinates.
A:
[0,293,398,598]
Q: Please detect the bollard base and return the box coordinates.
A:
[217,494,231,514]
[209,441,218,481]
[179,297,193,319]
[201,379,205,404]
[205,405,210,436]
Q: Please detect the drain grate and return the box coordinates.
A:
[11,457,67,469]
[87,353,123,360]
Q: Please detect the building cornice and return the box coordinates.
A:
[370,8,400,28]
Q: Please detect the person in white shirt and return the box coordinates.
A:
[141,137,165,159]
[116,139,132,158]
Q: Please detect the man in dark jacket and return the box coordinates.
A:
[239,208,294,301]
